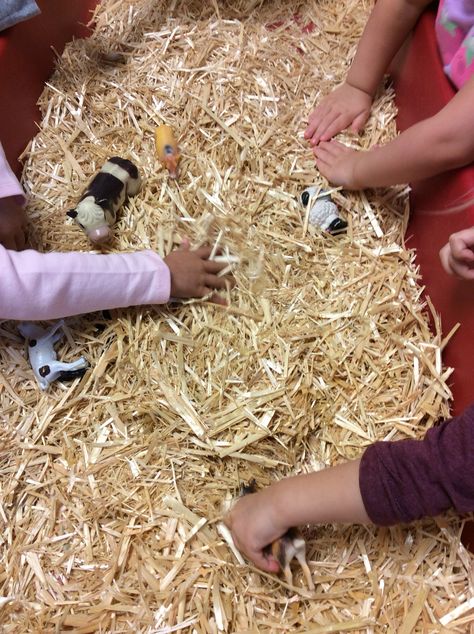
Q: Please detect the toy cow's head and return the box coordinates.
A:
[67,197,112,244]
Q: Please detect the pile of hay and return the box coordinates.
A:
[1,0,472,631]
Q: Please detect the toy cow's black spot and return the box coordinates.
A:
[29,339,37,347]
[39,365,51,377]
[327,218,348,234]
[67,209,78,218]
[301,191,310,207]
[164,144,174,156]
[83,173,124,208]
[58,367,88,381]
[108,156,139,180]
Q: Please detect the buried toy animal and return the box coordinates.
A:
[67,157,141,244]
[18,321,89,390]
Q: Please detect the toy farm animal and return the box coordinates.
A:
[155,125,180,179]
[67,157,141,244]
[240,480,315,590]
[300,186,348,234]
[18,321,89,391]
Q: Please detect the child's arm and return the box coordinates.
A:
[314,75,474,189]
[439,227,474,280]
[0,143,27,250]
[0,244,233,321]
[225,403,474,571]
[305,0,432,145]
[224,460,368,572]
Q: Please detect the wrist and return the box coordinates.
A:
[267,479,300,532]
[350,152,366,190]
[345,77,375,100]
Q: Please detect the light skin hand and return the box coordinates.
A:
[224,488,286,572]
[224,459,369,572]
[163,242,235,304]
[0,196,27,250]
[439,227,474,280]
[304,0,430,148]
[305,83,373,146]
[313,141,361,189]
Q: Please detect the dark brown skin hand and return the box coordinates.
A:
[0,196,27,250]
[163,243,235,305]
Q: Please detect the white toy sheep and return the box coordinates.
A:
[300,186,347,234]
[18,321,89,390]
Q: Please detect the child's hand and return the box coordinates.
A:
[0,196,27,250]
[313,141,361,189]
[163,243,235,304]
[224,486,288,573]
[305,83,372,146]
[439,227,474,280]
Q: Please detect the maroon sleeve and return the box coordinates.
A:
[359,403,474,525]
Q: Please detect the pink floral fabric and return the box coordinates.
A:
[436,0,474,89]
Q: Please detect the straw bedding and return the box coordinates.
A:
[1,0,473,631]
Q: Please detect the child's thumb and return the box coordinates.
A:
[180,238,190,250]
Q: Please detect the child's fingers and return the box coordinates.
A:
[439,243,452,275]
[180,238,191,250]
[205,274,232,290]
[449,256,474,280]
[313,145,337,164]
[319,114,350,142]
[209,293,226,305]
[204,259,229,274]
[304,106,328,139]
[449,234,474,262]
[249,549,281,574]
[319,140,348,155]
[309,110,338,146]
[194,245,214,259]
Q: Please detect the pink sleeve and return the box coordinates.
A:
[0,246,171,320]
[0,142,25,202]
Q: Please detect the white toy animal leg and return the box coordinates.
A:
[294,542,315,590]
[39,357,89,388]
[282,563,293,587]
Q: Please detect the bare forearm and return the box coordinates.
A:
[347,0,430,96]
[271,459,371,526]
[354,112,474,188]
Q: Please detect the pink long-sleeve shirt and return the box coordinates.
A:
[0,142,25,202]
[0,143,171,320]
[0,246,171,320]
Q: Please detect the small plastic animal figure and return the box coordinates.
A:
[300,186,348,234]
[67,157,141,244]
[240,480,315,590]
[18,321,89,391]
[155,125,180,179]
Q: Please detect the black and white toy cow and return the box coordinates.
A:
[18,321,89,391]
[67,157,141,244]
[300,186,348,235]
